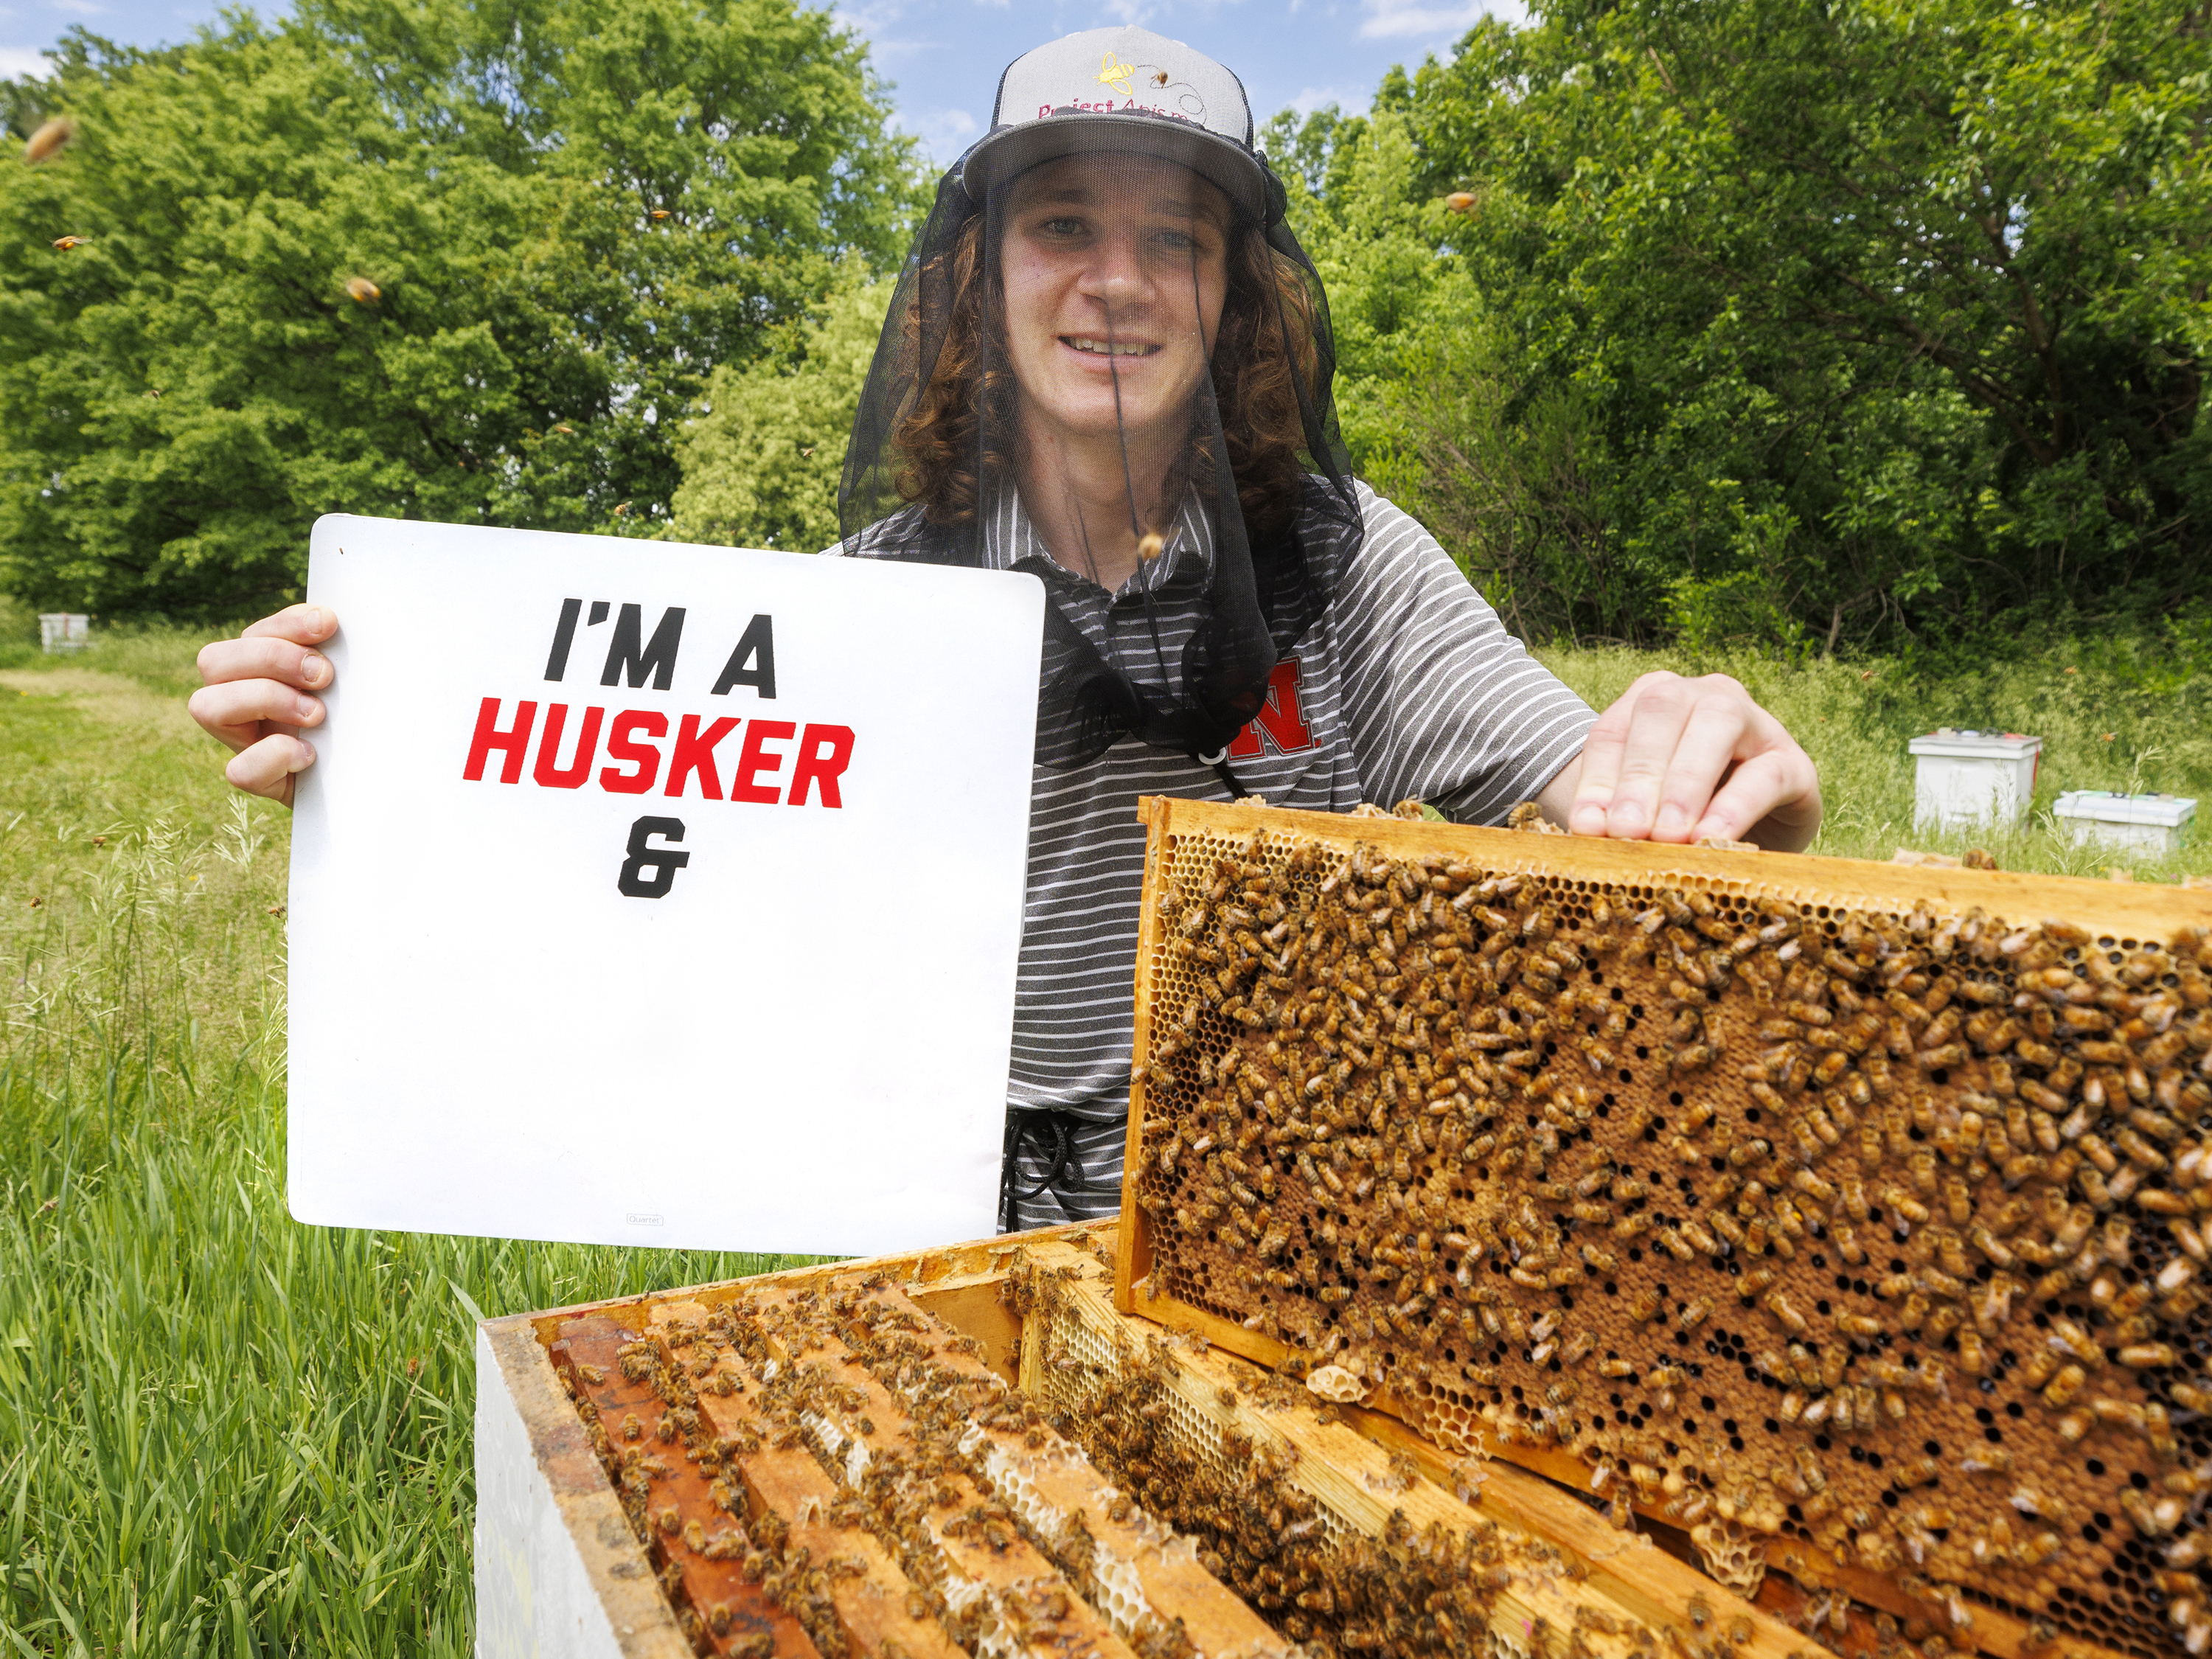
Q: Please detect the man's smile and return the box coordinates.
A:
[1062,335,1160,358]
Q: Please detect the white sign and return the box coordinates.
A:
[287,515,1043,1255]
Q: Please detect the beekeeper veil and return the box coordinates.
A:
[839,26,1361,774]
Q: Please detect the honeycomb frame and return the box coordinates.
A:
[504,1227,1800,1659]
[1116,796,2212,1659]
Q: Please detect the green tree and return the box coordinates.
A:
[0,1,921,616]
[1295,0,2211,649]
[667,274,887,552]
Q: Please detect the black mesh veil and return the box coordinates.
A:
[838,108,1363,771]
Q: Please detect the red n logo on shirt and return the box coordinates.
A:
[1228,658,1314,759]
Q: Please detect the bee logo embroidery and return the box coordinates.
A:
[1096,53,1135,96]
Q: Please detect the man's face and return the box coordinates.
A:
[998,152,1231,453]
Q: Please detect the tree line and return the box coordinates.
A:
[4,0,2205,652]
[0,0,919,614]
[1289,0,2211,651]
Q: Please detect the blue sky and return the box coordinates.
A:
[3,0,1524,166]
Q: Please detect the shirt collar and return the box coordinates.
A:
[981,484,1216,598]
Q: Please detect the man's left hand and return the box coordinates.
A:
[1538,672,1822,852]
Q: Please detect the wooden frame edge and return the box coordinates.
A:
[481,1312,690,1658]
[1116,794,1175,1313]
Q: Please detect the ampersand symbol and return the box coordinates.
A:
[617,815,689,899]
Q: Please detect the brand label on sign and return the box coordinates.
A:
[287,515,1044,1254]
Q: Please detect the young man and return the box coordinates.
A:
[191,27,1820,1228]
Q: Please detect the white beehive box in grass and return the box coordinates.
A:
[38,613,88,654]
[2053,788,2196,854]
[1907,727,2042,830]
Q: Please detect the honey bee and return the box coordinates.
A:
[1722,1267,1771,1308]
[24,116,76,165]
[1763,1289,1809,1335]
[2042,1363,2088,1408]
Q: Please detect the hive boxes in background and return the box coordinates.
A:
[2054,790,2197,855]
[1908,728,2042,830]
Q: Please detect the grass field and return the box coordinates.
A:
[0,615,817,1658]
[1,609,2206,1656]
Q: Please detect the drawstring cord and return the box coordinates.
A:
[1198,748,1249,801]
[999,1109,1086,1234]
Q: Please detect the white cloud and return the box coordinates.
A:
[1357,0,1521,38]
[903,104,978,164]
[835,1,909,37]
[0,45,54,77]
[50,0,103,14]
[1284,81,1365,115]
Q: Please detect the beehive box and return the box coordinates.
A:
[1908,734,2042,831]
[478,1224,1833,1659]
[2053,795,2197,858]
[1116,796,2212,1659]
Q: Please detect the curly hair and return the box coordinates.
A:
[891,206,1324,552]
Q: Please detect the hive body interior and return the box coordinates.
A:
[1121,799,2212,1659]
[530,1235,1716,1659]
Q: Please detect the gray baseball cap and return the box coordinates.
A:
[956,27,1279,223]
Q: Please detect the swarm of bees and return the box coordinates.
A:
[1131,820,2212,1659]
[550,1252,1624,1659]
[1018,1262,1537,1659]
[554,1276,1297,1659]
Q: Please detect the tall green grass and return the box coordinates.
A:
[0,620,2203,1656]
[0,629,813,1658]
[1536,644,2212,882]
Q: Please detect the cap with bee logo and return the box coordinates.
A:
[956,27,1280,224]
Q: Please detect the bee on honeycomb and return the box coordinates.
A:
[1133,818,2212,1659]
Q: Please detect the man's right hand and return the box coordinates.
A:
[189,604,338,807]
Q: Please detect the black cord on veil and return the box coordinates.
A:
[836,116,1363,773]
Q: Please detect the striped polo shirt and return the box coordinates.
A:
[832,481,1596,1227]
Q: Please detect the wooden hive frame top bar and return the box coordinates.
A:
[493,1223,1825,1659]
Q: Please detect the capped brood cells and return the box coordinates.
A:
[1118,797,2212,1659]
